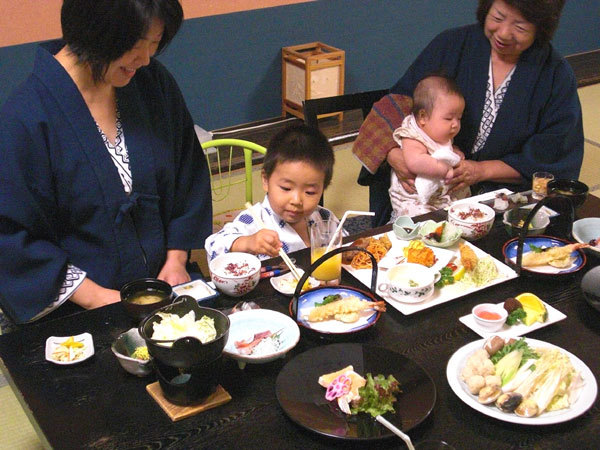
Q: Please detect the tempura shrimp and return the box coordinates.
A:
[521,243,588,267]
[307,296,386,323]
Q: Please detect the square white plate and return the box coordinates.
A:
[173,279,219,302]
[45,332,94,365]
[459,300,566,338]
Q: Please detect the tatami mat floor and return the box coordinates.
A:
[0,84,598,450]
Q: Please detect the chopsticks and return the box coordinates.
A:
[244,202,303,281]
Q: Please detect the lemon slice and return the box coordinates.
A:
[453,266,466,281]
[516,292,548,325]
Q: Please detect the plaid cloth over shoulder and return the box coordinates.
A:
[352,94,413,174]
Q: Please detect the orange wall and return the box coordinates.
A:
[0,0,313,47]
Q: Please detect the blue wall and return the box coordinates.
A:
[1,0,598,130]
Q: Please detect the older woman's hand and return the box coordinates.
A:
[448,159,482,193]
[387,147,416,193]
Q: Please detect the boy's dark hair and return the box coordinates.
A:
[412,74,464,117]
[263,123,334,188]
[61,0,183,82]
[476,0,565,47]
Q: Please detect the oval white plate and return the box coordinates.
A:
[446,338,597,425]
[45,332,94,365]
[223,309,300,367]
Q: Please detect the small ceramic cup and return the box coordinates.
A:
[378,263,440,303]
[472,303,508,332]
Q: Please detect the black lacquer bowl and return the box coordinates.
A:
[121,278,174,323]
[139,296,230,368]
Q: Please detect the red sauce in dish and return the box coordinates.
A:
[477,311,502,320]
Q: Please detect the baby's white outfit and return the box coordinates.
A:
[389,114,469,220]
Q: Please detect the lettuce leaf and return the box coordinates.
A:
[351,373,401,417]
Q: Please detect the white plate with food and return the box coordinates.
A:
[45,333,94,365]
[502,236,587,275]
[223,309,300,368]
[345,233,517,315]
[173,278,219,303]
[446,337,597,425]
[270,270,318,296]
[459,300,566,339]
[290,287,384,335]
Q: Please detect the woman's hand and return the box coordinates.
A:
[387,147,416,193]
[232,229,281,257]
[69,278,120,309]
[158,249,191,286]
[449,159,482,193]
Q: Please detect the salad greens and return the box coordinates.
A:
[435,266,455,287]
[505,307,527,325]
[351,373,401,417]
[490,337,539,365]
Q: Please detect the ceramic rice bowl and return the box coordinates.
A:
[447,202,495,241]
[209,252,261,297]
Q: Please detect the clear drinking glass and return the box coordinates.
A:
[310,219,342,285]
[532,171,554,200]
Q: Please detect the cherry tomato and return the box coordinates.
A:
[446,263,457,272]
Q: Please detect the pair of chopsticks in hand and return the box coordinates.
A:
[244,203,303,281]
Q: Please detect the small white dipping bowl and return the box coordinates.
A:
[448,202,495,241]
[378,263,440,303]
[472,303,508,332]
[209,252,261,297]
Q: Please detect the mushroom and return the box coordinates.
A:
[495,392,523,413]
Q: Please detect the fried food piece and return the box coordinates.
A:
[522,243,588,267]
[307,296,386,322]
[459,242,478,271]
[342,237,370,264]
[406,246,435,267]
[379,234,392,250]
[350,236,391,269]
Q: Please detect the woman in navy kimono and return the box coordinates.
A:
[355,0,583,224]
[0,0,212,325]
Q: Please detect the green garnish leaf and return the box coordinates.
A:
[315,294,341,307]
[435,267,454,288]
[505,308,527,326]
[490,337,539,365]
[528,244,544,253]
[351,373,401,418]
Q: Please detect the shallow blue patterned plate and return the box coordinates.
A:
[289,287,382,335]
[502,235,586,275]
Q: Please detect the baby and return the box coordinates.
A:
[205,123,340,261]
[389,75,470,219]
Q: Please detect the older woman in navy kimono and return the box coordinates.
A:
[0,0,212,324]
[354,0,583,224]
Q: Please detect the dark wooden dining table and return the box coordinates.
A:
[1,195,599,450]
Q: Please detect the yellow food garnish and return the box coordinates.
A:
[516,292,548,326]
[453,266,466,281]
[403,240,425,257]
[60,336,84,348]
[131,346,150,360]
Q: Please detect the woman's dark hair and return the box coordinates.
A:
[477,0,565,46]
[263,123,335,188]
[412,74,464,117]
[61,0,183,82]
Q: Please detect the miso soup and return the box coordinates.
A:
[128,291,165,305]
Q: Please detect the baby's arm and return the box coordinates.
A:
[231,229,282,258]
[402,138,452,179]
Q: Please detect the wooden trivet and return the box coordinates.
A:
[146,382,231,422]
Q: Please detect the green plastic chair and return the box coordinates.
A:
[201,138,267,204]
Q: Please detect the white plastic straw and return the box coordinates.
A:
[375,415,415,450]
[324,210,375,253]
[244,202,302,281]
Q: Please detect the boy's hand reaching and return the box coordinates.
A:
[232,229,282,258]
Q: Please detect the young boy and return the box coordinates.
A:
[205,123,339,261]
[389,75,470,219]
